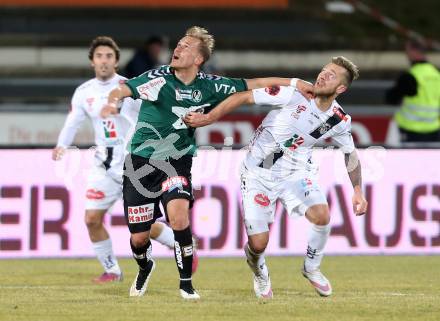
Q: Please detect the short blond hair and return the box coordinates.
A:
[185,26,215,64]
[332,56,359,85]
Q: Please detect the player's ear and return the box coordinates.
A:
[336,84,347,95]
[194,54,204,67]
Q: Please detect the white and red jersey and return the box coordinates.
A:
[244,85,355,178]
[56,74,140,182]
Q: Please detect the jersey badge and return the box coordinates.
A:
[192,90,202,103]
[319,123,332,135]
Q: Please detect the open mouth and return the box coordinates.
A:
[173,55,179,60]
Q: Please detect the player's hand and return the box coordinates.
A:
[184,112,211,128]
[296,80,314,100]
[100,105,118,118]
[52,146,65,161]
[352,190,368,216]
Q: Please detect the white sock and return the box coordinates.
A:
[153,223,175,249]
[244,243,269,277]
[304,224,331,272]
[92,238,121,275]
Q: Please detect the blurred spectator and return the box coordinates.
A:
[386,39,440,143]
[124,36,165,78]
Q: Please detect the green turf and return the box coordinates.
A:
[0,256,439,321]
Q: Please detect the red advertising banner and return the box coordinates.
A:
[1,149,439,258]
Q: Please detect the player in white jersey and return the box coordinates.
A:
[52,36,190,284]
[185,56,368,298]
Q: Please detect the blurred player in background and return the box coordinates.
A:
[185,56,368,298]
[52,36,190,284]
[124,35,165,79]
[101,26,314,299]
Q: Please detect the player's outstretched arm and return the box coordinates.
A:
[101,84,133,118]
[184,91,253,128]
[344,150,368,216]
[246,78,314,99]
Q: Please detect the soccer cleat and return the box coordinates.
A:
[253,273,273,299]
[302,266,332,297]
[192,236,199,274]
[92,272,123,284]
[180,285,201,300]
[129,260,156,297]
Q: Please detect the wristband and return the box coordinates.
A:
[290,78,298,88]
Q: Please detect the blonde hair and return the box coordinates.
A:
[332,56,359,85]
[185,26,215,64]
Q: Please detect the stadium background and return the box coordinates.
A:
[0,1,439,320]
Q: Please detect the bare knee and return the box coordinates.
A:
[167,199,189,230]
[248,233,269,254]
[131,232,150,248]
[306,204,330,226]
[85,210,105,230]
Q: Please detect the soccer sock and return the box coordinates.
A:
[173,226,194,289]
[92,238,121,275]
[130,239,152,270]
[244,242,269,278]
[154,223,175,249]
[304,224,331,272]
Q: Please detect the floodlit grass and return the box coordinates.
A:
[0,256,439,321]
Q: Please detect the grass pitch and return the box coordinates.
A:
[0,256,439,321]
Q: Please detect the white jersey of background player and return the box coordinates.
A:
[184,56,368,299]
[52,37,178,284]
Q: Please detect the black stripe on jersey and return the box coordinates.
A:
[103,147,114,170]
[309,108,346,139]
[258,149,284,169]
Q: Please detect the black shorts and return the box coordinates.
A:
[122,153,194,233]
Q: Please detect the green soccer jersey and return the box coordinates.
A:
[125,65,247,160]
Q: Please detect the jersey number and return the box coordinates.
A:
[171,104,210,129]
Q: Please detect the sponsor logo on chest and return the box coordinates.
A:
[102,119,117,138]
[291,105,307,119]
[127,203,154,224]
[175,88,203,102]
[215,83,237,94]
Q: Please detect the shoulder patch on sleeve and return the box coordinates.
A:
[265,86,281,96]
[136,77,166,101]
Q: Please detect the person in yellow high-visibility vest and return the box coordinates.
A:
[386,39,440,143]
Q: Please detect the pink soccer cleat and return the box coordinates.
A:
[92,272,123,284]
[302,266,332,297]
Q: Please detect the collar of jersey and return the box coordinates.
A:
[170,66,206,87]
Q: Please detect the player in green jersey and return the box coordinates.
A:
[101,26,313,299]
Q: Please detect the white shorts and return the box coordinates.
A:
[85,166,122,210]
[240,167,327,235]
